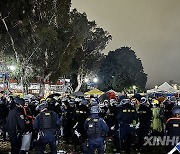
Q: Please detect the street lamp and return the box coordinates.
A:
[93,77,98,83]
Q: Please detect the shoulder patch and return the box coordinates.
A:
[123,109,127,112]
[93,118,99,122]
[45,113,50,116]
[173,124,179,127]
[87,118,91,121]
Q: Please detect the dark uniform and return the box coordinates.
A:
[137,103,152,151]
[166,106,180,153]
[84,106,109,154]
[0,97,9,140]
[164,100,175,121]
[106,104,116,136]
[74,100,89,142]
[115,100,138,154]
[33,105,61,154]
[63,101,76,143]
[6,98,26,154]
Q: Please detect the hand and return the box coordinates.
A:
[111,126,115,130]
[74,130,81,138]
[135,122,140,129]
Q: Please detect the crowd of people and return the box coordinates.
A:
[0,90,179,154]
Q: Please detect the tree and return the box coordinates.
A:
[0,1,90,95]
[98,47,147,92]
[71,20,112,92]
[1,0,73,94]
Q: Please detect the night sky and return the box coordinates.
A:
[71,0,180,88]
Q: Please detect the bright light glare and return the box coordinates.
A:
[84,78,89,83]
[155,85,158,89]
[93,77,98,83]
[9,65,16,71]
[132,85,136,89]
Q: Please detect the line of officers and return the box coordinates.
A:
[0,92,180,154]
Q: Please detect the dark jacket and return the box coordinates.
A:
[6,106,26,138]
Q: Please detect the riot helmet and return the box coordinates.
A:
[90,106,100,114]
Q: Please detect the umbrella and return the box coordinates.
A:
[106,90,118,101]
[84,88,104,96]
[99,93,108,103]
[47,93,61,98]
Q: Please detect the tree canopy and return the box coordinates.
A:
[70,20,112,92]
[0,0,112,94]
[98,47,147,92]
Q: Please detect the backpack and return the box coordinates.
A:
[86,117,103,139]
[39,111,56,130]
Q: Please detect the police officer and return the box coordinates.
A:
[84,106,109,154]
[63,100,76,144]
[74,99,89,142]
[136,97,152,152]
[106,99,116,137]
[6,97,26,154]
[166,105,180,136]
[166,105,180,152]
[115,98,138,154]
[0,93,9,141]
[33,102,61,154]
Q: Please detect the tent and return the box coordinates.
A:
[84,88,104,96]
[147,82,178,93]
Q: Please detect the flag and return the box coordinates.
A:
[168,142,180,154]
[176,142,180,152]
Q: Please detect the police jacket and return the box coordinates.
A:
[137,104,152,128]
[74,105,89,123]
[33,110,61,134]
[84,114,109,139]
[166,117,180,136]
[6,106,26,137]
[116,103,138,125]
[0,103,9,119]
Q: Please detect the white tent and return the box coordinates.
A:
[147,82,178,93]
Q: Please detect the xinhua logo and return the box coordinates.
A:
[143,136,180,146]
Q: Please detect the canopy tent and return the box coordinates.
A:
[147,82,178,93]
[84,88,104,96]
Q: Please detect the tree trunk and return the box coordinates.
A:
[39,72,52,97]
[74,73,83,92]
[39,81,45,97]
